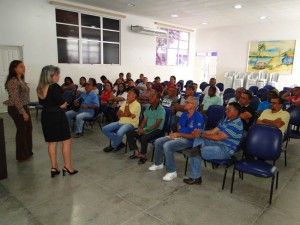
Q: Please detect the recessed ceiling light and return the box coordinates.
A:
[202,22,208,25]
[127,3,135,7]
[233,4,242,9]
[260,16,267,20]
[171,14,179,18]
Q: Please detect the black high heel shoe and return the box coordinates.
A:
[62,167,78,176]
[51,168,60,178]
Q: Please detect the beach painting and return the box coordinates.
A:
[247,40,296,74]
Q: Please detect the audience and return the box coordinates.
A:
[201,78,220,97]
[152,76,164,94]
[139,81,156,108]
[149,96,205,181]
[282,86,300,107]
[61,76,76,92]
[227,87,244,105]
[257,90,278,115]
[238,91,255,133]
[135,76,148,94]
[77,76,86,94]
[135,73,144,85]
[88,78,98,95]
[100,82,114,123]
[100,75,113,88]
[126,78,136,92]
[126,92,165,164]
[161,87,179,107]
[163,75,178,95]
[125,72,132,83]
[199,86,223,114]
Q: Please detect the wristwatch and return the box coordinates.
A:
[125,103,129,106]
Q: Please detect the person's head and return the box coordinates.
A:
[126,72,132,80]
[142,77,148,83]
[185,84,195,97]
[88,78,96,87]
[154,76,161,84]
[100,75,108,83]
[64,76,73,85]
[184,96,199,111]
[5,60,25,88]
[149,91,160,105]
[104,82,112,90]
[119,72,124,79]
[127,89,139,103]
[37,65,60,95]
[115,78,122,85]
[270,96,283,113]
[235,87,244,100]
[170,75,176,83]
[208,86,217,97]
[167,88,177,97]
[146,82,152,90]
[239,91,252,106]
[84,81,93,93]
[292,87,300,96]
[117,82,126,94]
[267,90,278,102]
[79,76,86,85]
[192,83,198,91]
[139,73,144,79]
[127,78,135,87]
[226,102,242,120]
[209,78,216,87]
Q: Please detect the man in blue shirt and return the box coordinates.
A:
[149,96,205,182]
[257,90,278,115]
[183,102,243,185]
[66,82,100,138]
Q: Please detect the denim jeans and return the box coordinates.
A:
[66,110,93,134]
[189,137,231,179]
[102,122,134,148]
[154,136,192,173]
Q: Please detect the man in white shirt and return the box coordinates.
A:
[201,78,220,97]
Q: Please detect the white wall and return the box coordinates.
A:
[195,20,300,91]
[0,0,196,101]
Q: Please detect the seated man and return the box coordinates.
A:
[256,96,290,136]
[149,96,205,182]
[126,92,165,164]
[226,87,244,105]
[183,102,243,185]
[281,86,300,107]
[199,86,223,114]
[161,87,179,108]
[102,89,141,152]
[201,78,220,97]
[257,90,278,115]
[139,82,155,108]
[238,91,255,133]
[66,82,100,138]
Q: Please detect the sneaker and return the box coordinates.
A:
[148,164,164,171]
[162,172,177,181]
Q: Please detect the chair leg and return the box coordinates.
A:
[184,157,189,176]
[151,144,155,162]
[222,167,228,190]
[269,176,275,205]
[230,169,235,193]
[284,150,287,167]
[276,172,279,189]
[124,139,128,153]
[204,160,207,167]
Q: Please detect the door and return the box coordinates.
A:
[0,46,23,113]
[196,51,218,83]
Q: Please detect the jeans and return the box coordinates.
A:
[102,122,134,148]
[171,115,180,132]
[189,137,231,179]
[66,110,93,134]
[154,137,192,172]
[126,129,163,155]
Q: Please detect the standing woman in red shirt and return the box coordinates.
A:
[5,60,33,161]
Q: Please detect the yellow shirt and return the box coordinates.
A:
[119,100,141,128]
[258,109,290,136]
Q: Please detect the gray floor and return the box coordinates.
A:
[0,110,300,225]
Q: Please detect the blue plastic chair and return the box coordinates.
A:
[285,107,300,149]
[230,124,282,205]
[199,82,209,92]
[249,86,259,95]
[260,91,268,102]
[96,83,103,95]
[257,88,268,100]
[205,105,226,130]
[216,83,224,92]
[223,93,235,105]
[223,88,235,96]
[249,96,260,110]
[177,80,184,92]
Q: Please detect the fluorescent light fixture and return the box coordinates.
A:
[171,14,179,18]
[233,4,242,9]
[202,22,208,25]
[260,16,267,20]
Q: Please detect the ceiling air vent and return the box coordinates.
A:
[131,25,167,37]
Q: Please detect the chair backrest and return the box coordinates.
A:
[256,88,268,99]
[223,93,235,104]
[216,83,224,92]
[162,106,172,134]
[248,86,259,95]
[249,96,260,110]
[288,107,300,127]
[185,80,193,87]
[223,88,235,96]
[263,85,274,90]
[260,91,268,102]
[177,80,184,92]
[225,71,236,77]
[269,72,279,82]
[258,69,269,80]
[206,105,226,130]
[200,82,209,92]
[248,72,259,80]
[246,124,282,160]
[96,83,103,95]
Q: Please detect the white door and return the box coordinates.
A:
[196,52,218,83]
[0,46,23,113]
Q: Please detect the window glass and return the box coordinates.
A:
[56,24,79,38]
[103,43,119,64]
[81,14,100,28]
[82,41,101,64]
[57,39,79,63]
[82,28,100,41]
[103,18,120,30]
[103,31,120,42]
[56,9,78,25]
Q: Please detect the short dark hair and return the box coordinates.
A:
[242,91,252,100]
[129,88,139,98]
[100,75,107,81]
[170,75,176,82]
[209,86,217,93]
[271,96,283,104]
[228,102,242,115]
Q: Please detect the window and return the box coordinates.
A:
[156,28,189,66]
[55,9,120,64]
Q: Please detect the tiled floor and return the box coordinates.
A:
[0,110,300,225]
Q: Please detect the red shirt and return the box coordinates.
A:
[101,90,113,103]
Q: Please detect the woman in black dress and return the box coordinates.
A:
[37,65,77,177]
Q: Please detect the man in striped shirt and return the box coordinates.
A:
[183,102,243,185]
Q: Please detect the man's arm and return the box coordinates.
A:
[281,89,292,100]
[240,111,252,123]
[256,118,284,128]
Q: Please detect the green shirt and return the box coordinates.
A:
[202,95,223,110]
[143,104,165,130]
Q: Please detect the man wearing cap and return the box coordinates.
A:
[152,76,164,94]
[66,82,100,138]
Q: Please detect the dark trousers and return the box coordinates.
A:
[126,129,163,155]
[8,105,33,160]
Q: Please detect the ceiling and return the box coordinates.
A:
[66,0,300,29]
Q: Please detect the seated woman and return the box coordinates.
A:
[163,75,178,96]
[100,82,114,122]
[88,78,99,95]
[76,76,86,95]
[61,76,76,92]
[113,78,123,92]
[107,83,128,122]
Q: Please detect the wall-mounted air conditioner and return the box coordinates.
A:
[131,25,167,37]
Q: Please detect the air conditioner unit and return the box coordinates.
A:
[131,25,167,37]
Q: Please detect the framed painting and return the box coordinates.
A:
[247,40,296,74]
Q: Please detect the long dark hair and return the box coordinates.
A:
[117,83,126,96]
[5,60,24,89]
[63,76,74,85]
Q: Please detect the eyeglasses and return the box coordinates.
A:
[184,101,194,105]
